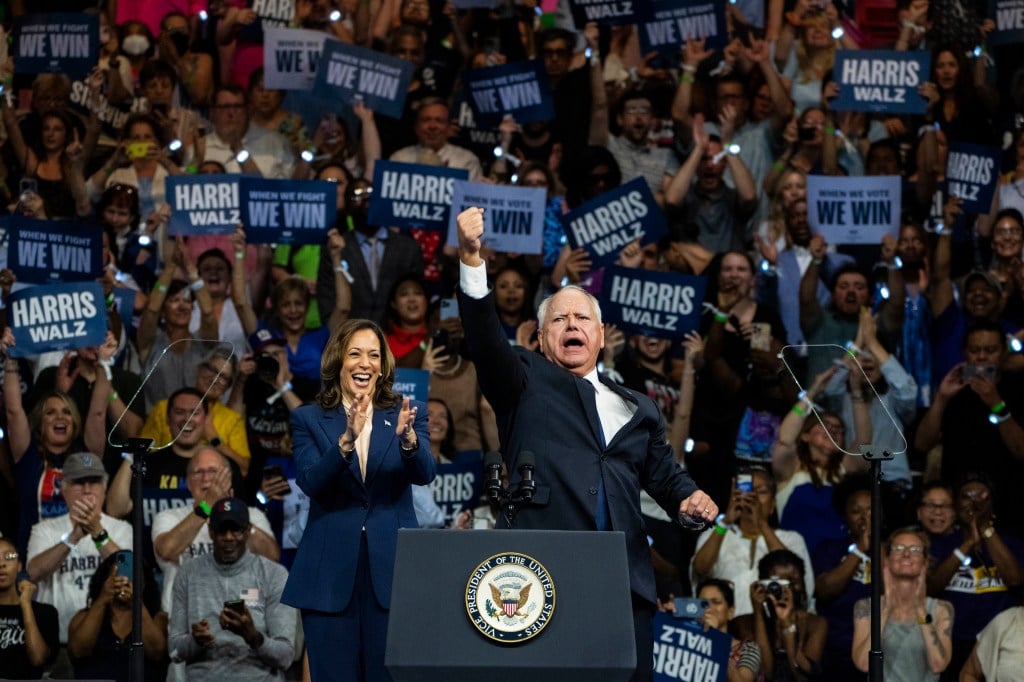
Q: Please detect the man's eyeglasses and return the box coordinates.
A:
[212,103,246,111]
[0,551,18,562]
[199,363,232,385]
[890,543,926,555]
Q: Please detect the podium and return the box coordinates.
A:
[386,529,636,681]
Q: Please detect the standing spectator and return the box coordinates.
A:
[0,537,59,678]
[800,256,874,382]
[959,603,1024,682]
[390,97,482,179]
[169,498,296,681]
[203,85,295,178]
[693,578,762,681]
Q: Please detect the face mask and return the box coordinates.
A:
[122,34,151,56]
[169,30,190,55]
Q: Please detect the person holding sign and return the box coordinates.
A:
[925,47,996,146]
[692,578,762,682]
[456,206,718,679]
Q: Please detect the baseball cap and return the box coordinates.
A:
[209,497,249,533]
[62,453,108,482]
[249,328,285,353]
[964,270,1002,295]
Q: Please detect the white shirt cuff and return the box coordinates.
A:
[459,261,490,299]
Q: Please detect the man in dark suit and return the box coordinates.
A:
[315,178,424,325]
[455,207,719,679]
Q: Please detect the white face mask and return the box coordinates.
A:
[122,34,150,56]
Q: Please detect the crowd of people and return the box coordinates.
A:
[1,0,1024,679]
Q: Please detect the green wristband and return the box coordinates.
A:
[197,500,212,518]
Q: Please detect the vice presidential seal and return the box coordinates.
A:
[465,552,556,643]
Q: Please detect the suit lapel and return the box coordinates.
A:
[575,376,605,449]
[364,406,397,486]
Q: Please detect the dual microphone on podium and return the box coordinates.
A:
[484,451,535,526]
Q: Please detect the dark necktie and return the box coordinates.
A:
[582,379,611,531]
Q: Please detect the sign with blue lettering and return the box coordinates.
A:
[600,266,706,339]
[652,612,730,682]
[429,461,484,526]
[946,141,1000,213]
[464,61,554,127]
[167,174,241,237]
[8,217,103,284]
[832,50,931,114]
[8,282,108,358]
[568,0,639,29]
[111,288,136,335]
[807,174,901,245]
[451,94,502,161]
[639,0,727,59]
[989,0,1024,44]
[393,368,430,404]
[263,27,328,90]
[446,181,545,255]
[240,177,334,245]
[239,0,295,42]
[313,41,415,119]
[369,161,469,231]
[14,13,98,80]
[562,178,668,270]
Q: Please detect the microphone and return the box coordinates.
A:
[484,451,503,503]
[517,451,536,503]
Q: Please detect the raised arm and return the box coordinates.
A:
[665,114,708,206]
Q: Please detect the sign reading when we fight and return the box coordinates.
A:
[832,50,931,114]
[639,0,727,58]
[807,175,901,245]
[14,13,98,79]
[263,28,328,90]
[989,0,1024,44]
[464,61,554,127]
[167,175,241,236]
[601,266,706,339]
[562,178,668,270]
[240,177,334,245]
[8,282,108,358]
[313,41,414,119]
[369,161,469,231]
[946,141,1000,213]
[7,217,104,284]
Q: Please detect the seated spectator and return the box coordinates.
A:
[852,528,954,680]
[168,498,296,680]
[26,453,133,650]
[67,552,167,682]
[694,578,762,681]
[692,466,814,617]
[960,602,1024,682]
[0,537,59,679]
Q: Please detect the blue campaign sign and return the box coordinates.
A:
[313,41,415,119]
[240,177,334,245]
[600,266,706,340]
[8,282,108,358]
[14,13,98,80]
[446,181,546,255]
[832,50,931,114]
[7,217,103,284]
[652,612,730,682]
[393,368,430,403]
[451,93,502,161]
[568,0,640,29]
[167,174,241,237]
[369,161,469,231]
[111,288,136,334]
[429,460,485,526]
[562,178,668,270]
[638,0,727,59]
[807,174,901,245]
[464,61,554,127]
[946,141,1000,214]
[989,0,1024,44]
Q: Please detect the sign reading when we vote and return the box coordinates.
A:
[369,161,469,231]
[8,217,103,284]
[14,13,98,79]
[652,612,729,682]
[167,175,241,237]
[240,177,334,245]
[446,181,546,255]
[639,0,727,59]
[8,282,108,358]
[601,266,706,340]
[263,28,328,90]
[946,141,1000,213]
[464,61,554,127]
[313,41,414,119]
[989,0,1024,44]
[562,178,668,270]
[807,175,901,245]
[832,50,931,114]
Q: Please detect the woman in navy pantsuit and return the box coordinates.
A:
[282,319,435,681]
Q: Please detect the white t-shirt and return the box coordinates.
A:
[152,505,274,612]
[27,514,133,643]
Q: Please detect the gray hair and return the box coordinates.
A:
[537,285,603,328]
[187,446,232,474]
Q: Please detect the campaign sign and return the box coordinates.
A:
[451,94,502,161]
[832,50,931,114]
[313,41,415,119]
[639,0,727,58]
[562,178,668,270]
[14,13,98,80]
[369,161,469,231]
[429,461,485,526]
[446,181,546,255]
[264,28,328,90]
[946,141,1000,213]
[568,0,640,28]
[8,282,108,358]
[807,175,901,245]
[111,288,136,334]
[464,61,554,127]
[393,368,429,404]
[167,174,241,237]
[989,0,1024,45]
[239,0,294,42]
[601,266,706,339]
[7,217,103,284]
[240,178,334,245]
[652,612,730,682]
[68,79,140,140]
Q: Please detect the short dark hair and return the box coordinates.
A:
[993,207,1024,228]
[828,263,868,292]
[758,549,805,579]
[962,319,1003,348]
[696,578,735,609]
[831,472,872,518]
[538,27,575,49]
[140,59,179,88]
[167,387,208,415]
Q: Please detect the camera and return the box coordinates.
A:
[256,352,280,384]
[759,577,790,600]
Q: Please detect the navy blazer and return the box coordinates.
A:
[281,400,434,613]
[459,290,698,604]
